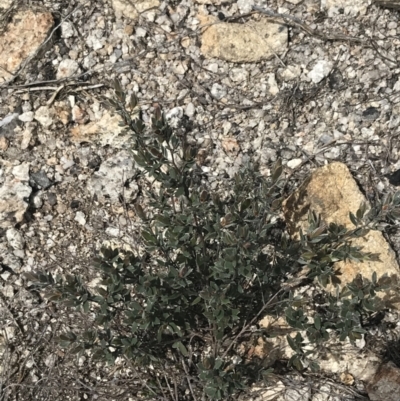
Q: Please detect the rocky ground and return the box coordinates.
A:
[1,0,400,399]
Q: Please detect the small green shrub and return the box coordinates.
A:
[27,81,400,400]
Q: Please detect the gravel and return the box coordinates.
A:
[1,0,400,399]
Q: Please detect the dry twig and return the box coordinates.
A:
[252,6,365,43]
[373,0,400,9]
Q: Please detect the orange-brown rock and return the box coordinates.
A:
[70,111,129,148]
[222,137,240,156]
[111,0,159,19]
[283,162,400,307]
[198,14,288,63]
[0,10,54,84]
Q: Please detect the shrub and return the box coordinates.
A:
[26,81,399,400]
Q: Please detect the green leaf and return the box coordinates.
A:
[141,230,157,245]
[301,251,316,260]
[168,322,183,337]
[129,93,138,109]
[113,79,125,102]
[83,301,90,313]
[132,153,147,167]
[191,297,202,305]
[214,358,223,370]
[222,231,236,245]
[356,201,367,220]
[349,212,359,227]
[175,186,185,197]
[271,159,283,181]
[59,332,77,345]
[291,355,303,371]
[314,315,321,330]
[172,341,188,356]
[155,214,170,225]
[205,387,218,398]
[135,204,147,220]
[269,198,281,211]
[310,361,320,372]
[287,335,297,352]
[169,166,178,180]
[70,344,84,354]
[240,199,251,212]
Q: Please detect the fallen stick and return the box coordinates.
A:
[373,0,400,9]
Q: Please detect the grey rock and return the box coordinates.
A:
[34,106,54,127]
[229,68,249,83]
[166,107,183,120]
[279,65,302,81]
[30,171,53,189]
[0,164,32,228]
[308,60,333,84]
[86,33,105,51]
[237,0,254,13]
[6,228,24,250]
[318,134,334,145]
[0,243,22,272]
[61,21,74,38]
[46,192,57,206]
[57,59,80,79]
[0,113,20,138]
[12,163,30,181]
[287,158,303,169]
[165,107,183,128]
[74,211,86,226]
[184,103,195,117]
[31,191,43,209]
[211,83,227,100]
[206,63,218,74]
[88,150,139,204]
[285,386,310,401]
[105,226,121,237]
[20,129,32,150]
[322,0,368,16]
[362,107,380,121]
[367,362,400,401]
[135,27,147,37]
[0,113,19,128]
[18,112,34,122]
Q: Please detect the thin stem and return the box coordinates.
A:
[123,356,158,396]
[181,357,198,401]
[163,374,175,401]
[221,289,285,359]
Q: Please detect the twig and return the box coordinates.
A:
[10,83,104,107]
[123,356,158,396]
[163,373,175,401]
[252,6,365,43]
[181,357,198,401]
[0,292,24,335]
[221,289,284,359]
[13,83,104,94]
[373,0,400,9]
[173,377,178,401]
[370,39,397,66]
[46,84,65,106]
[156,376,169,401]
